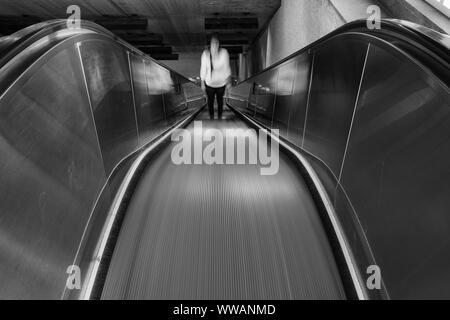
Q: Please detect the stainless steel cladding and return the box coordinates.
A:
[228,20,450,299]
[0,20,205,299]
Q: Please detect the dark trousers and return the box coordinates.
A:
[206,85,226,120]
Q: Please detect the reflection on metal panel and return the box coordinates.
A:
[285,53,313,146]
[271,60,295,136]
[250,69,279,127]
[0,21,205,299]
[340,42,450,299]
[130,55,164,146]
[229,82,252,113]
[144,60,167,133]
[303,37,369,176]
[164,73,188,123]
[80,40,138,174]
[146,60,173,95]
[0,45,106,299]
[183,82,206,109]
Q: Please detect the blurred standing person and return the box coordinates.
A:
[200,34,231,120]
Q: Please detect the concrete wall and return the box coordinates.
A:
[265,0,345,68]
[245,0,346,76]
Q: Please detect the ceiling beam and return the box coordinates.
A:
[120,34,164,46]
[94,17,148,30]
[206,33,250,45]
[217,39,249,45]
[137,46,173,54]
[222,46,243,54]
[0,16,41,34]
[205,17,259,30]
[150,53,179,60]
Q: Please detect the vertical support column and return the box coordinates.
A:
[162,91,167,122]
[337,43,371,183]
[238,53,246,82]
[270,69,280,127]
[253,83,258,118]
[286,60,299,140]
[75,42,105,169]
[246,80,252,110]
[143,59,150,98]
[127,51,140,147]
[183,84,188,109]
[302,51,316,149]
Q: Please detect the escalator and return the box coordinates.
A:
[0,19,448,300]
[99,107,347,300]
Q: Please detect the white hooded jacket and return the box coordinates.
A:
[200,48,231,88]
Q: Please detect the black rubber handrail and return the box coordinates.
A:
[0,19,198,85]
[236,19,449,87]
[0,20,80,68]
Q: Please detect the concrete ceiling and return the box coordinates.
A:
[0,0,280,59]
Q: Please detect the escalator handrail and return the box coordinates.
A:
[235,19,449,87]
[0,19,197,86]
[0,20,75,67]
